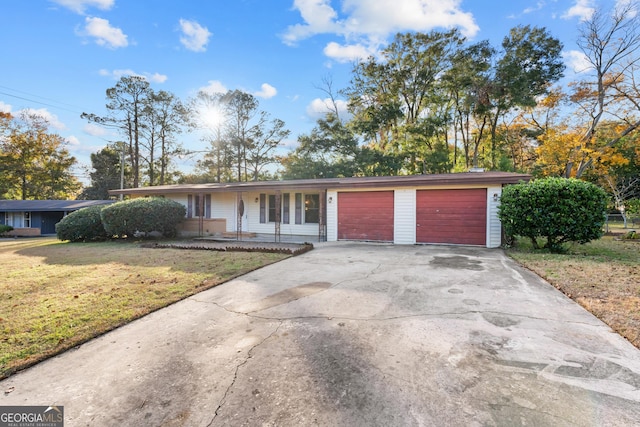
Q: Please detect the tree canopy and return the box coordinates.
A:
[0,112,80,200]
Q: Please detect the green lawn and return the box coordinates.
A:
[0,238,288,379]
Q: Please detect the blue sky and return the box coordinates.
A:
[0,0,620,182]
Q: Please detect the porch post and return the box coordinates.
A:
[198,192,204,236]
[274,190,281,242]
[236,192,244,241]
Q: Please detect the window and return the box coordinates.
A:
[194,195,201,217]
[268,194,277,222]
[304,194,320,223]
[283,193,290,224]
[24,212,31,228]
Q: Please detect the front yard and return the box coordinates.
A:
[0,238,288,379]
[1,234,638,380]
[507,235,640,348]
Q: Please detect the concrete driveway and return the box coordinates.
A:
[2,243,640,426]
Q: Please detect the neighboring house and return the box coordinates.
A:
[0,200,114,236]
[109,172,530,248]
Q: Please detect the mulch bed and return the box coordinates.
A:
[140,240,314,256]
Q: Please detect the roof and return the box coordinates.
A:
[108,172,531,196]
[0,199,114,212]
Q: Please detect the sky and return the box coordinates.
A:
[0,0,624,183]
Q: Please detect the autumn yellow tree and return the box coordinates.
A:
[568,2,640,178]
[0,112,80,200]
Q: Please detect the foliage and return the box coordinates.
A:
[55,205,110,242]
[0,224,14,235]
[189,89,290,182]
[0,112,80,200]
[568,2,640,178]
[78,146,123,200]
[341,26,564,173]
[278,113,403,179]
[499,177,608,252]
[627,199,640,215]
[100,197,186,238]
[82,76,189,188]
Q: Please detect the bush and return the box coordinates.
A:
[0,224,14,235]
[100,197,186,238]
[498,177,608,253]
[56,205,110,242]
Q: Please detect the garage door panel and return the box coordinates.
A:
[338,191,394,241]
[417,189,486,245]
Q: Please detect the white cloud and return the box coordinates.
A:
[83,16,128,49]
[254,83,277,99]
[283,0,479,52]
[99,69,168,83]
[563,50,592,73]
[306,97,349,118]
[66,135,81,146]
[562,0,595,21]
[83,123,108,136]
[324,41,372,62]
[179,19,212,52]
[0,101,12,113]
[282,0,342,46]
[51,0,114,14]
[198,80,228,95]
[19,108,66,130]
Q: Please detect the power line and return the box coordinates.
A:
[0,91,83,115]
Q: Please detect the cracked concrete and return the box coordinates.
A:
[2,242,640,426]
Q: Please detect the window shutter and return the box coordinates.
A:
[283,193,290,224]
[187,194,193,218]
[295,193,302,224]
[205,194,211,219]
[259,194,266,223]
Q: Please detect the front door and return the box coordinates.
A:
[41,212,65,234]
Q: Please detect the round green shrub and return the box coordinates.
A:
[100,197,186,238]
[498,177,608,252]
[55,205,110,242]
[0,224,14,235]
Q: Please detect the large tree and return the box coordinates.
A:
[0,112,79,200]
[341,27,563,173]
[78,146,123,200]
[189,89,290,182]
[82,76,188,187]
[569,2,640,178]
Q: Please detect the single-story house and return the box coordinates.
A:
[108,172,530,248]
[0,200,114,236]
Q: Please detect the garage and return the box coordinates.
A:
[338,191,394,241]
[416,189,487,246]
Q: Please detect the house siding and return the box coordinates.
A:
[394,189,416,244]
[486,186,502,248]
[326,190,338,241]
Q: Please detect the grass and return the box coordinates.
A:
[0,237,288,379]
[506,234,640,348]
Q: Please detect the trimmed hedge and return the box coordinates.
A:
[56,205,110,242]
[498,177,608,252]
[100,197,186,238]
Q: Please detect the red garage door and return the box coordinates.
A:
[416,189,487,245]
[338,191,394,241]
